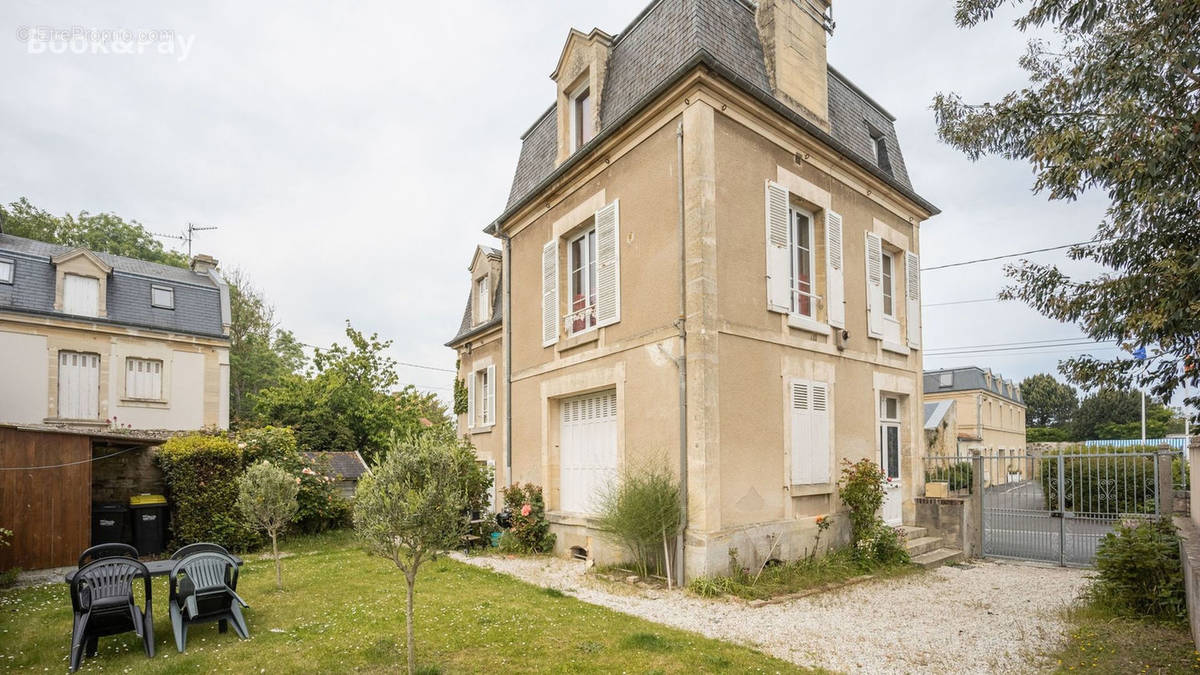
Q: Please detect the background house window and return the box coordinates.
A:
[62,274,100,317]
[790,206,816,318]
[0,258,13,284]
[881,250,895,318]
[571,84,593,151]
[151,285,174,309]
[126,357,163,400]
[58,351,100,419]
[478,368,491,426]
[567,228,597,334]
[476,276,490,324]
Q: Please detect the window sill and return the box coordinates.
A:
[470,424,495,435]
[43,417,106,427]
[120,398,169,409]
[789,483,834,497]
[556,329,598,354]
[881,341,910,355]
[787,314,831,336]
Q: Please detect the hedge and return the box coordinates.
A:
[925,461,973,492]
[158,434,261,551]
[1040,453,1158,514]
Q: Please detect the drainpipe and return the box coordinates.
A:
[499,230,513,488]
[674,120,688,586]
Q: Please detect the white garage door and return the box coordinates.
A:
[559,390,618,515]
[58,351,100,420]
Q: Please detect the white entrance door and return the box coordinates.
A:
[879,395,902,526]
[58,351,100,420]
[559,390,618,515]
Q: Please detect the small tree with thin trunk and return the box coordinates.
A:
[236,461,299,589]
[353,430,483,675]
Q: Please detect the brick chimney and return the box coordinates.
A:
[190,254,218,275]
[756,0,833,130]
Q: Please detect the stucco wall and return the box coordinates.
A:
[0,330,48,423]
[457,327,505,506]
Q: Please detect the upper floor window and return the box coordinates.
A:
[62,273,100,317]
[478,368,492,426]
[0,258,13,284]
[881,250,896,318]
[567,228,598,335]
[151,285,175,309]
[476,276,490,324]
[789,206,816,318]
[126,357,163,400]
[869,127,891,173]
[570,83,594,152]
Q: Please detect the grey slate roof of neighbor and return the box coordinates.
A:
[0,233,227,338]
[924,367,1025,405]
[502,0,930,220]
[301,451,371,480]
[923,399,954,431]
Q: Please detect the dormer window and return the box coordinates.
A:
[570,83,594,152]
[476,276,490,324]
[62,274,100,318]
[868,127,891,173]
[151,285,175,310]
[0,258,13,284]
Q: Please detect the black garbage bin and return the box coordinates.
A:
[91,503,128,545]
[129,494,168,555]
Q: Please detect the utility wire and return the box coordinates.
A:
[928,345,1121,360]
[921,239,1099,272]
[926,340,1114,357]
[926,336,1115,352]
[396,361,455,374]
[923,297,1001,307]
[0,445,140,471]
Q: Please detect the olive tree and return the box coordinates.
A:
[353,430,488,674]
[236,461,299,589]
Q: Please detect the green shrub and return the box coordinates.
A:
[236,461,299,589]
[924,461,973,492]
[499,483,555,554]
[1089,518,1186,621]
[838,459,884,543]
[158,434,260,551]
[236,426,351,533]
[1027,426,1073,442]
[237,426,299,465]
[1040,453,1157,514]
[594,463,682,578]
[853,521,910,567]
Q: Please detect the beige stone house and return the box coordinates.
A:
[0,230,231,430]
[923,367,1027,459]
[448,0,938,579]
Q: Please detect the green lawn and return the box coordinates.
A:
[1050,603,1199,674]
[0,531,807,673]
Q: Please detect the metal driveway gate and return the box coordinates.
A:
[980,450,1162,566]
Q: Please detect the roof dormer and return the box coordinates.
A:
[552,28,613,165]
[51,248,111,318]
[469,246,502,327]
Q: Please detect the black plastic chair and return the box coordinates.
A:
[169,552,249,652]
[77,543,139,567]
[171,542,231,560]
[69,558,154,672]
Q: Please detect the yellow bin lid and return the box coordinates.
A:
[130,494,166,506]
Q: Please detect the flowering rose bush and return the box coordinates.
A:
[499,483,555,553]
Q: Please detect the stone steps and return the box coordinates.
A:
[904,536,944,557]
[911,547,965,569]
[897,525,927,540]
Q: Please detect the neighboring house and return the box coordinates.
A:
[301,451,371,499]
[923,367,1026,458]
[449,0,939,578]
[923,399,957,457]
[0,230,231,430]
[447,246,504,506]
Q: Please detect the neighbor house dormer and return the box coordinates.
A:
[553,28,613,165]
[52,248,112,318]
[469,246,502,327]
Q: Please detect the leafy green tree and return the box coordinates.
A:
[933,1,1200,412]
[353,430,489,675]
[1072,388,1162,440]
[226,269,306,426]
[1020,373,1078,428]
[236,461,299,589]
[0,197,189,267]
[1097,404,1180,440]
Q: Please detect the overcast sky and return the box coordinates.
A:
[2,0,1119,403]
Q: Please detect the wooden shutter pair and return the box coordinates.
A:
[789,378,831,485]
[764,181,845,328]
[864,233,921,348]
[542,200,620,347]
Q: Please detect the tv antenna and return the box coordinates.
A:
[153,223,218,258]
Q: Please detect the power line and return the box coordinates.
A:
[927,345,1121,360]
[0,445,139,471]
[396,361,455,374]
[926,340,1115,357]
[921,239,1099,272]
[923,297,1000,308]
[926,336,1114,352]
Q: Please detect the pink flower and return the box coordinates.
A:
[295,477,301,484]
[302,467,316,476]
[521,503,532,517]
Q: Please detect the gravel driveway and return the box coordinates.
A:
[452,553,1089,674]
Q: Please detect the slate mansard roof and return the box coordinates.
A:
[446,247,503,347]
[498,0,934,227]
[924,367,1025,406]
[0,233,228,339]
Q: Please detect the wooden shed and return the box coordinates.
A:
[0,424,170,570]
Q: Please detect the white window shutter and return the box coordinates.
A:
[765,181,791,313]
[810,382,831,484]
[865,232,884,338]
[486,364,496,424]
[541,240,559,347]
[466,371,475,429]
[789,379,811,485]
[905,251,921,349]
[825,210,845,328]
[595,200,621,327]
